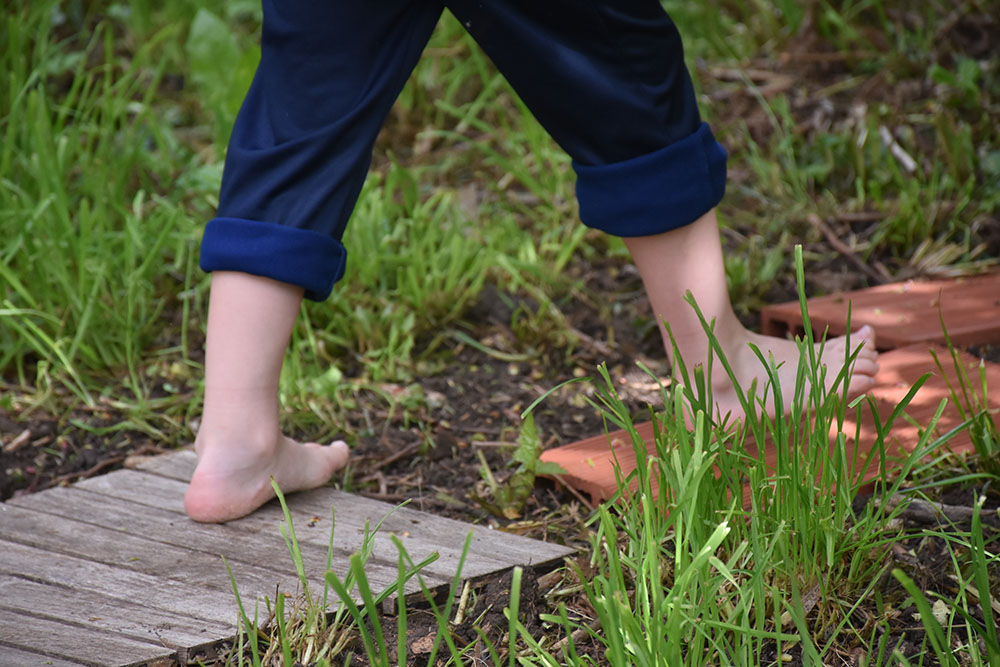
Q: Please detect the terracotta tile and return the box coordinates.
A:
[760,273,1000,350]
[540,345,999,506]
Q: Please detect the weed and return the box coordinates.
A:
[472,413,566,519]
[222,481,441,666]
[522,246,955,664]
[931,320,1000,479]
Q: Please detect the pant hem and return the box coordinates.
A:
[199,217,346,301]
[573,123,727,237]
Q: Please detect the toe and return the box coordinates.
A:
[854,324,877,346]
[847,372,877,395]
[851,358,880,377]
[326,440,350,471]
[305,440,349,476]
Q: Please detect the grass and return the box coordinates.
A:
[216,251,1000,666]
[2,0,999,664]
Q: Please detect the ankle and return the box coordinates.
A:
[678,324,754,394]
[194,416,282,462]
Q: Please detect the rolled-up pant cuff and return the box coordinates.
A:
[199,217,347,301]
[573,123,727,238]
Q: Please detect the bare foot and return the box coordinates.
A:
[622,209,881,427]
[709,325,879,422]
[184,434,349,523]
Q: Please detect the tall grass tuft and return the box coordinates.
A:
[930,320,1000,480]
[1,2,203,403]
[523,245,954,664]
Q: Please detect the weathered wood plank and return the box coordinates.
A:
[76,466,187,513]
[139,450,572,563]
[0,574,232,654]
[133,447,197,480]
[0,539,236,626]
[294,490,573,570]
[0,503,309,601]
[93,462,572,571]
[9,485,449,596]
[74,469,519,580]
[0,645,89,667]
[0,448,575,667]
[0,606,174,667]
[136,449,198,482]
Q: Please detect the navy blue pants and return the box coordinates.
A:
[200,0,728,301]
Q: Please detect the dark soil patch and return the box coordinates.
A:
[0,403,167,502]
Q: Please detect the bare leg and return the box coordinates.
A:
[623,209,879,421]
[184,272,349,523]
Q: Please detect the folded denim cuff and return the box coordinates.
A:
[199,217,347,301]
[573,122,727,237]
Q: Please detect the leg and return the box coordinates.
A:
[202,0,445,301]
[190,1,443,521]
[185,272,350,523]
[450,0,879,418]
[623,209,878,420]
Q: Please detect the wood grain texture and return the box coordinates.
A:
[0,502,307,600]
[0,646,89,667]
[0,607,174,667]
[133,450,572,569]
[8,484,426,595]
[133,447,198,480]
[0,539,237,625]
[70,469,498,583]
[0,574,231,653]
[2,447,575,666]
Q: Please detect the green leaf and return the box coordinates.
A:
[535,461,567,476]
[185,10,240,92]
[185,9,258,148]
[511,412,541,467]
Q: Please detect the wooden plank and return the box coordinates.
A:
[0,502,308,601]
[9,485,447,596]
[293,490,573,571]
[76,466,187,513]
[0,539,236,626]
[0,645,89,667]
[78,467,572,576]
[0,448,576,666]
[0,606,173,667]
[135,451,573,568]
[73,470,483,582]
[133,447,201,479]
[0,574,232,654]
[133,447,197,480]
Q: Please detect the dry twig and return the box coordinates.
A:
[807,213,892,284]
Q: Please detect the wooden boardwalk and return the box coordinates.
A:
[0,450,573,666]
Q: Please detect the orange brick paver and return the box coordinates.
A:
[760,273,1000,350]
[540,345,999,506]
